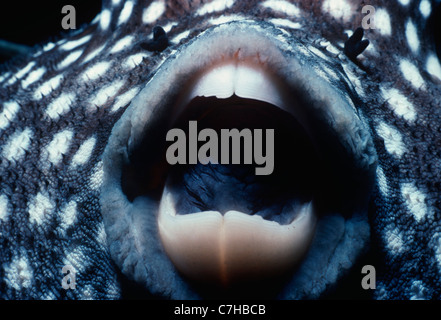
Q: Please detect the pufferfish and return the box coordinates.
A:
[0,0,440,300]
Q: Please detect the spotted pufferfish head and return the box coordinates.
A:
[0,0,440,300]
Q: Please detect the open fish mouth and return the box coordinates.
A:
[101,21,377,299]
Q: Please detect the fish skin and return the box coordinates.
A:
[0,0,440,299]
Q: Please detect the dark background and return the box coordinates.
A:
[0,1,102,64]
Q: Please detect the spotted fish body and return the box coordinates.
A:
[0,0,440,299]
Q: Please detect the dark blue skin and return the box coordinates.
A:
[0,0,440,299]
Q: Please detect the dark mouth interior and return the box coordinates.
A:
[121,92,371,222]
[122,95,325,223]
[165,96,319,225]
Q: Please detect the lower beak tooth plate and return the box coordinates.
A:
[158,189,316,286]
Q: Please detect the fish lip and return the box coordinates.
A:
[100,20,378,299]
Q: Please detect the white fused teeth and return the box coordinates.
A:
[157,186,317,287]
[180,61,291,113]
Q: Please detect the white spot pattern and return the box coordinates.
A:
[71,136,97,167]
[111,87,140,112]
[90,12,101,25]
[374,8,392,36]
[28,191,55,225]
[89,161,104,191]
[322,0,353,22]
[419,0,431,18]
[79,285,96,300]
[100,9,111,30]
[118,0,134,25]
[405,20,420,53]
[96,223,108,247]
[63,248,87,274]
[8,62,36,85]
[142,0,166,24]
[42,42,55,52]
[269,18,302,29]
[0,194,9,222]
[376,121,406,158]
[196,0,235,16]
[57,50,83,69]
[208,14,244,26]
[110,35,134,53]
[81,61,111,82]
[4,254,33,290]
[399,59,425,89]
[0,71,10,83]
[123,53,148,70]
[385,228,405,254]
[21,67,46,89]
[401,183,429,223]
[162,21,178,33]
[89,80,125,109]
[46,93,75,120]
[43,129,74,166]
[60,200,78,231]
[83,45,105,64]
[42,292,57,300]
[171,30,191,44]
[0,101,20,130]
[410,280,427,300]
[59,35,91,51]
[426,54,441,81]
[376,166,388,197]
[261,0,301,16]
[381,87,416,122]
[33,75,64,100]
[2,128,33,162]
